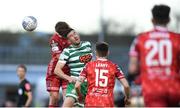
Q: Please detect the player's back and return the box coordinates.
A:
[135,27,180,80]
[84,58,124,107]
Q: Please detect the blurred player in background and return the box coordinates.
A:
[75,42,130,107]
[128,4,180,107]
[54,28,92,107]
[17,64,32,107]
[46,22,71,107]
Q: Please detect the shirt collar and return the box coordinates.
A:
[154,25,168,32]
[97,58,107,61]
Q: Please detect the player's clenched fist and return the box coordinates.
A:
[124,97,131,106]
[68,77,77,83]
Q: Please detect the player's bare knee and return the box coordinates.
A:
[50,92,59,100]
[63,97,75,107]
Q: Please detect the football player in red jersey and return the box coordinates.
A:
[75,42,130,107]
[128,4,180,107]
[46,22,71,107]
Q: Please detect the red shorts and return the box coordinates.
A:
[46,59,70,92]
[142,78,180,107]
[46,76,68,92]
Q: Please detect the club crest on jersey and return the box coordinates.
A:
[79,54,92,63]
[51,40,58,47]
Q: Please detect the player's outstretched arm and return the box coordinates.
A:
[119,78,131,106]
[54,62,76,83]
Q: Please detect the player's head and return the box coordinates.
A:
[55,21,71,38]
[67,30,81,46]
[96,42,109,58]
[151,4,170,26]
[16,64,27,79]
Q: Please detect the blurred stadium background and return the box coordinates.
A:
[0,0,180,107]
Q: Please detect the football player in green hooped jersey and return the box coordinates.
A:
[54,27,92,107]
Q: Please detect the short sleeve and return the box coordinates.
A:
[115,64,125,79]
[25,83,31,92]
[86,41,92,53]
[87,41,93,59]
[88,41,92,48]
[58,48,70,64]
[129,37,139,57]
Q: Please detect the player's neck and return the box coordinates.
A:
[72,42,81,48]
[154,23,168,28]
[19,77,25,82]
[97,56,107,60]
[154,25,168,31]
[56,33,62,38]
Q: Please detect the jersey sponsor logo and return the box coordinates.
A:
[51,40,59,52]
[79,54,92,63]
[92,87,108,94]
[18,88,23,95]
[25,83,31,91]
[89,88,108,97]
[52,46,59,52]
